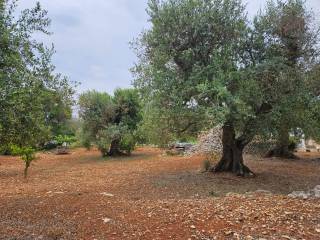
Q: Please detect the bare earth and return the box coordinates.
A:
[0,148,319,240]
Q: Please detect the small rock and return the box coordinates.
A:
[190,225,196,229]
[288,191,311,199]
[282,236,293,240]
[313,186,320,198]
[101,192,114,197]
[102,217,112,223]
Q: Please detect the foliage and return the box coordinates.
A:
[120,132,137,154]
[253,0,320,155]
[133,0,320,175]
[136,99,207,147]
[79,89,141,156]
[0,0,75,152]
[54,135,77,146]
[10,145,36,178]
[43,89,75,136]
[288,135,299,151]
[96,125,123,156]
[77,128,92,150]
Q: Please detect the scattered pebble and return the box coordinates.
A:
[100,192,114,197]
[102,217,112,223]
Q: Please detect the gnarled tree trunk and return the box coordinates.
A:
[108,139,122,156]
[213,123,254,177]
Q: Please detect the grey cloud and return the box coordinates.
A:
[17,0,319,95]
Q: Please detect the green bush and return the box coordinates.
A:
[75,129,92,150]
[54,135,77,146]
[81,137,92,150]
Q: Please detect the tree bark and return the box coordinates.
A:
[213,123,254,177]
[108,139,122,156]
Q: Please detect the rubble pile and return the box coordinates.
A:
[186,126,223,156]
[288,185,320,199]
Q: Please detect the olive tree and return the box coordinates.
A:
[254,0,320,158]
[133,0,317,176]
[0,1,75,152]
[79,89,141,157]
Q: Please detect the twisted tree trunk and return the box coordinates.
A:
[108,139,122,156]
[213,123,254,177]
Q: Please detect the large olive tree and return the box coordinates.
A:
[133,0,317,176]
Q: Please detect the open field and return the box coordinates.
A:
[0,148,320,240]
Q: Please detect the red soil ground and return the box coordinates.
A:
[0,147,319,240]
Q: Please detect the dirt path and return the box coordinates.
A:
[0,148,319,239]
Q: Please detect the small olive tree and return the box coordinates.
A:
[79,89,141,157]
[11,146,36,178]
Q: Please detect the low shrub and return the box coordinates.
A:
[54,135,77,146]
[10,145,36,178]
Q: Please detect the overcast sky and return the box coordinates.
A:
[17,0,320,95]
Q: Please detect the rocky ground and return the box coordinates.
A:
[0,148,319,240]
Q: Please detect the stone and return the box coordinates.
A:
[313,185,320,198]
[288,191,311,199]
[102,217,112,223]
[282,236,292,240]
[100,192,114,197]
[56,146,70,155]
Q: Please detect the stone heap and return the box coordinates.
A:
[185,126,223,156]
[288,185,320,199]
[244,138,275,156]
[185,127,275,156]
